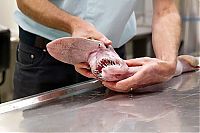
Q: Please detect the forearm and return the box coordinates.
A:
[152,0,181,64]
[16,0,78,34]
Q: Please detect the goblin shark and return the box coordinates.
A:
[46,37,199,81]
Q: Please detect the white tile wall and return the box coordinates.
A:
[0,0,19,37]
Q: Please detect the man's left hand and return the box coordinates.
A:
[102,57,176,92]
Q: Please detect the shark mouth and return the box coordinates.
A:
[93,58,120,79]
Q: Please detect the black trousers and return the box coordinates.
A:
[13,27,126,99]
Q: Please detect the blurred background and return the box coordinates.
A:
[0,0,199,102]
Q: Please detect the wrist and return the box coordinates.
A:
[68,16,82,33]
[159,59,177,76]
[61,15,78,34]
[157,54,177,67]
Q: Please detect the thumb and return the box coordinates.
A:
[125,59,143,67]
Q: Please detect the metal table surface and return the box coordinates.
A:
[0,71,199,132]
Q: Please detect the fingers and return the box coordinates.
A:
[102,65,159,92]
[125,57,159,67]
[102,81,130,93]
[116,62,172,90]
[87,31,112,46]
[74,32,112,46]
[125,59,143,67]
[98,36,112,46]
[102,70,144,92]
[75,67,96,78]
[91,31,112,46]
[75,63,96,78]
[71,18,112,46]
[115,72,143,91]
[125,57,151,66]
[75,62,90,69]
[101,65,146,92]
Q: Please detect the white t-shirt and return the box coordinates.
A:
[14,0,137,48]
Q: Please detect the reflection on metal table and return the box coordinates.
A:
[0,71,199,132]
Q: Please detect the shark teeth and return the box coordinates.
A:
[93,58,120,78]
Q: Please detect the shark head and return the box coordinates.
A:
[88,45,131,81]
[46,37,131,81]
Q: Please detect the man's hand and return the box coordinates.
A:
[71,17,112,45]
[100,0,179,92]
[74,62,96,79]
[72,17,112,77]
[102,57,176,92]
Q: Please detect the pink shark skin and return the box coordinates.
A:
[46,37,199,81]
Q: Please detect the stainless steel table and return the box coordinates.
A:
[0,71,199,132]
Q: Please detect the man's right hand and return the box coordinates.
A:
[72,17,113,78]
[71,16,112,45]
